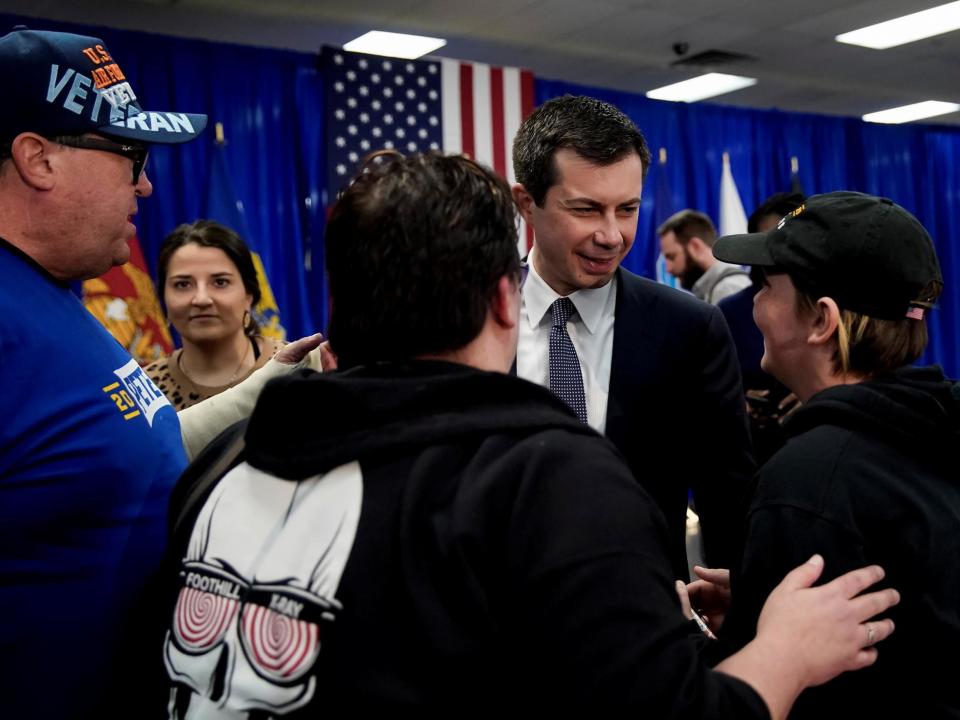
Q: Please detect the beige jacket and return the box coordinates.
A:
[178,348,324,460]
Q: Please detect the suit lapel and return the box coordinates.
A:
[605,268,659,438]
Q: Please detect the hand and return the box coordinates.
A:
[274,333,325,365]
[745,388,772,421]
[776,392,801,425]
[745,389,802,426]
[685,566,731,633]
[756,554,898,689]
[675,579,718,640]
[319,340,338,372]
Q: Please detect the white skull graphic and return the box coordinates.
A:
[165,460,363,718]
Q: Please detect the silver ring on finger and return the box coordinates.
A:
[865,624,876,647]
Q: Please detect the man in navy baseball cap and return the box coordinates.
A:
[0,26,207,717]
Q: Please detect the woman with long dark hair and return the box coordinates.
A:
[145,219,283,409]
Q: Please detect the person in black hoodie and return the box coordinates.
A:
[708,191,959,717]
[160,157,898,719]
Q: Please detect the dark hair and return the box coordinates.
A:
[657,209,717,247]
[157,219,261,336]
[512,95,652,206]
[748,192,806,233]
[325,152,521,368]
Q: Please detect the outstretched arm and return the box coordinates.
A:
[177,332,326,460]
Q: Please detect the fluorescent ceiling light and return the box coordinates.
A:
[862,100,960,124]
[343,31,446,59]
[836,1,960,49]
[646,73,757,103]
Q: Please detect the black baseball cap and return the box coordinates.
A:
[0,26,207,144]
[713,191,942,320]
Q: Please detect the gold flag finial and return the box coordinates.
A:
[215,122,225,145]
[791,156,799,174]
[659,147,667,164]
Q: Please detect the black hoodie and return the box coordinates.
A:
[723,365,960,718]
[163,361,769,717]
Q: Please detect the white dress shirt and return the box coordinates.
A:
[517,248,617,433]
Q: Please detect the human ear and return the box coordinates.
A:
[10,134,56,191]
[687,236,709,261]
[511,183,535,223]
[490,274,519,330]
[807,297,840,346]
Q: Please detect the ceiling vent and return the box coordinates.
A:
[671,49,755,68]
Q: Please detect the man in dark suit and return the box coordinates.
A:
[511,95,753,580]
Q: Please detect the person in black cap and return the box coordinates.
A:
[694,191,960,717]
[0,27,321,717]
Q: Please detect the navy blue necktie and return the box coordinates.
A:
[549,297,588,424]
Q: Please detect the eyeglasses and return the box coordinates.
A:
[48,135,149,185]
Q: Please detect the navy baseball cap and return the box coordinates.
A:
[713,191,942,321]
[0,26,207,144]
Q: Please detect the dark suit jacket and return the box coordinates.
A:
[605,268,754,580]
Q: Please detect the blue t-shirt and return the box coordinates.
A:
[0,241,187,715]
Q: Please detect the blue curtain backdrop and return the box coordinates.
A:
[4,13,959,376]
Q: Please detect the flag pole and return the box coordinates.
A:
[790,155,804,194]
[654,147,678,287]
[207,120,287,340]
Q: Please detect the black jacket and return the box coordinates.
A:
[607,268,754,578]
[164,361,767,717]
[723,365,960,718]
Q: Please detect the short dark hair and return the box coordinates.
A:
[657,209,717,247]
[748,192,806,233]
[326,152,521,369]
[158,219,262,336]
[512,95,652,206]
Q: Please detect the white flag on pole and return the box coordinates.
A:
[719,152,748,235]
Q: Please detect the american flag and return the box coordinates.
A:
[322,47,536,255]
